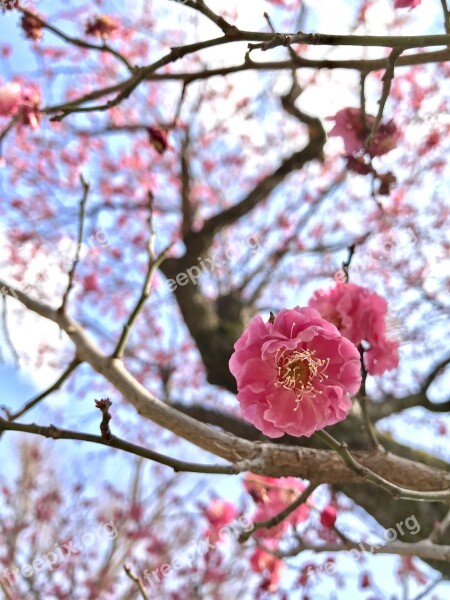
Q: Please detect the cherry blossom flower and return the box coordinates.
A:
[85,15,118,39]
[229,307,361,438]
[320,505,337,528]
[203,499,238,541]
[21,13,44,41]
[82,273,101,293]
[0,80,41,129]
[0,82,22,117]
[309,283,400,375]
[394,0,421,8]
[250,548,285,593]
[245,474,310,539]
[328,107,399,157]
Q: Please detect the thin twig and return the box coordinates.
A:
[342,244,356,283]
[20,7,135,71]
[264,12,277,33]
[5,358,81,421]
[0,416,239,475]
[59,175,90,313]
[423,354,450,392]
[360,71,368,134]
[315,429,450,502]
[1,295,20,366]
[439,0,450,34]
[95,398,113,442]
[112,195,172,359]
[171,80,188,128]
[42,23,450,121]
[365,47,403,150]
[123,564,149,600]
[411,576,448,600]
[428,507,450,543]
[358,346,382,450]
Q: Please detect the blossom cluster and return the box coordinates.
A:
[309,283,399,375]
[230,283,399,438]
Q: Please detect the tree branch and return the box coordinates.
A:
[20,6,135,72]
[0,416,237,475]
[123,564,149,600]
[280,538,450,562]
[365,47,403,150]
[184,113,325,257]
[112,196,172,359]
[59,174,90,313]
[3,358,81,422]
[1,282,450,500]
[239,482,318,543]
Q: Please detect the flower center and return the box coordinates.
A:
[275,348,329,409]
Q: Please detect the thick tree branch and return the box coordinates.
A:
[247,32,450,52]
[280,539,450,562]
[2,281,450,499]
[183,115,326,258]
[141,49,450,80]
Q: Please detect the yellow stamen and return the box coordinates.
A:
[275,348,329,410]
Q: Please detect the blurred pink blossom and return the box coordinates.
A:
[328,107,399,157]
[394,0,421,8]
[245,474,310,540]
[309,283,400,375]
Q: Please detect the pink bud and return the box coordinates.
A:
[320,505,337,528]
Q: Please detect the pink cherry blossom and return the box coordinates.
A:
[85,15,118,39]
[0,82,22,117]
[82,273,101,293]
[320,505,337,528]
[250,548,285,593]
[0,81,41,129]
[203,499,238,541]
[309,283,399,375]
[229,307,361,438]
[394,0,421,8]
[245,474,310,539]
[328,107,399,157]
